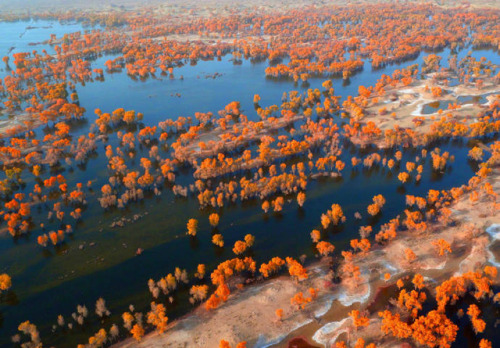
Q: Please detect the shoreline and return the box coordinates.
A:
[112,165,499,347]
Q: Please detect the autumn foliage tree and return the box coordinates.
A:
[0,274,12,292]
[186,218,198,236]
[316,241,335,257]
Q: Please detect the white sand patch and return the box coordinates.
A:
[410,100,426,116]
[486,224,500,267]
[312,317,350,347]
[486,224,500,241]
[314,294,336,317]
[421,259,447,270]
[337,284,371,307]
[255,319,314,348]
[487,249,500,268]
[381,261,401,273]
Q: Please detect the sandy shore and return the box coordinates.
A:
[282,171,499,348]
[349,70,500,148]
[115,263,333,348]
[0,111,41,138]
[112,163,499,347]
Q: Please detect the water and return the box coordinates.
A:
[421,94,490,115]
[0,19,92,59]
[0,20,498,347]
